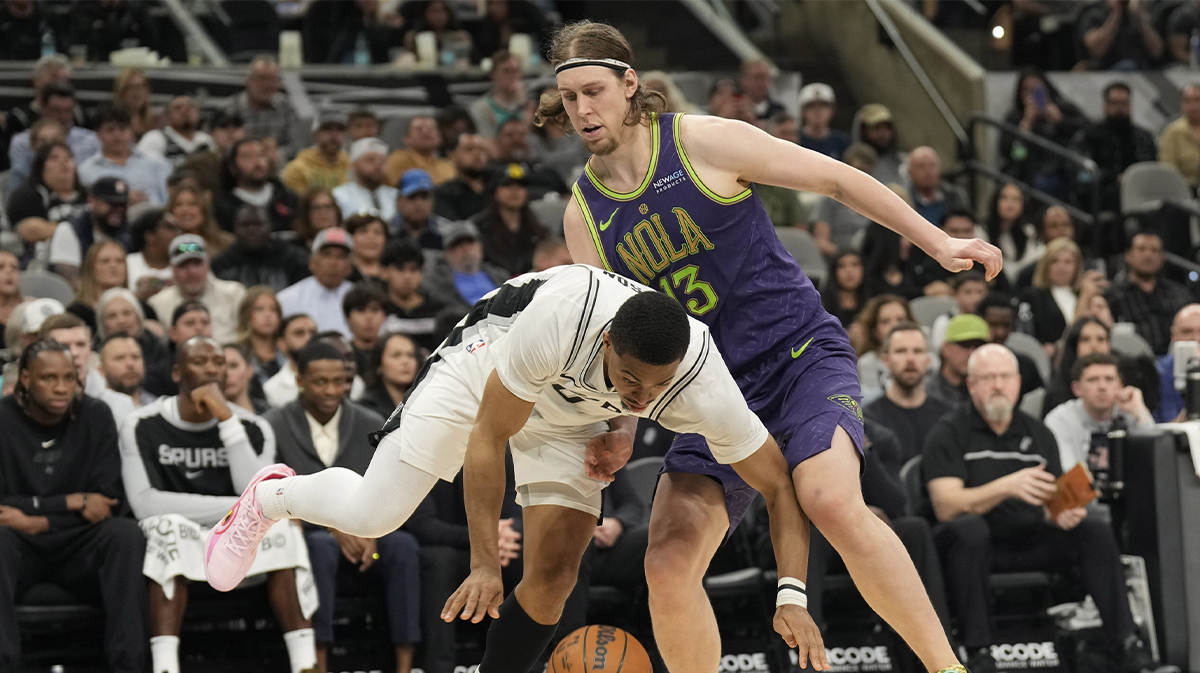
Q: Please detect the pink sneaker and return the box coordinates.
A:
[204,463,295,591]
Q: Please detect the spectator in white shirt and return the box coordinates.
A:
[147,235,246,344]
[332,138,398,222]
[136,96,216,168]
[277,228,355,339]
[77,107,172,208]
[127,208,181,302]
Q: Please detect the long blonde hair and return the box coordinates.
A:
[74,240,127,307]
[236,286,282,346]
[168,186,234,254]
[1032,238,1083,292]
[113,68,155,136]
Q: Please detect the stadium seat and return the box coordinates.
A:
[1121,162,1194,216]
[909,296,958,329]
[1111,327,1155,359]
[20,270,75,305]
[530,197,568,238]
[1019,387,1046,420]
[1006,331,1051,384]
[774,227,827,287]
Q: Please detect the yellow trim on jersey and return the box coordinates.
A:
[583,117,660,201]
[673,113,753,206]
[571,183,615,272]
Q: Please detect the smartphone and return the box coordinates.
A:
[1032,85,1047,111]
[1088,257,1107,277]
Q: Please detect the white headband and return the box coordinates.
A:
[554,58,632,74]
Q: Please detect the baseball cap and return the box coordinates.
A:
[349,137,389,163]
[488,163,529,191]
[169,234,208,266]
[442,220,480,248]
[312,227,353,254]
[944,314,990,345]
[22,298,65,334]
[91,177,130,204]
[798,83,835,108]
[312,109,347,132]
[399,168,435,197]
[859,103,893,126]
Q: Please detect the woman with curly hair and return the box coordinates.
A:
[853,294,915,401]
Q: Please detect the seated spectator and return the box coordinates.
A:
[0,2,60,63]
[529,86,589,186]
[924,344,1154,673]
[263,313,318,408]
[820,250,867,330]
[265,341,422,672]
[345,212,390,287]
[8,141,88,269]
[69,2,159,64]
[293,187,343,252]
[5,55,81,143]
[5,297,64,360]
[469,49,527,138]
[436,104,477,154]
[853,294,914,400]
[985,183,1040,281]
[97,286,173,397]
[797,83,850,160]
[928,314,989,407]
[394,169,449,249]
[215,138,298,233]
[852,104,904,185]
[212,205,311,292]
[223,342,269,414]
[379,240,446,353]
[976,292,1046,403]
[39,312,134,422]
[225,55,298,159]
[119,337,317,673]
[9,83,100,187]
[49,177,132,287]
[530,237,572,272]
[579,465,651,612]
[1106,231,1192,355]
[434,133,489,222]
[333,137,397,221]
[1154,304,1200,422]
[78,106,171,208]
[347,107,382,143]
[0,338,148,673]
[864,322,954,468]
[424,221,508,308]
[471,0,547,63]
[136,96,216,168]
[907,146,968,228]
[127,209,181,302]
[740,59,783,121]
[810,143,876,255]
[1158,83,1200,191]
[313,330,366,400]
[1071,83,1155,213]
[282,112,349,197]
[235,285,287,386]
[1021,238,1107,356]
[861,194,936,299]
[147,235,247,344]
[278,228,355,338]
[168,302,211,354]
[1001,71,1087,198]
[1078,0,1163,71]
[1013,205,1077,292]
[0,250,25,350]
[402,0,473,66]
[487,119,570,199]
[343,284,387,376]
[98,332,156,408]
[110,68,157,141]
[180,111,245,194]
[472,163,546,276]
[1166,1,1200,66]
[67,240,130,331]
[358,331,420,419]
[904,210,1011,297]
[1046,317,1113,413]
[930,271,988,354]
[386,115,455,187]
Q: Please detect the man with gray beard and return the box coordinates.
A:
[921,344,1155,673]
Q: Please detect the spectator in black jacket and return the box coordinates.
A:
[68,0,160,63]
[211,204,311,292]
[1001,70,1088,199]
[379,240,446,353]
[214,138,299,233]
[580,466,649,608]
[1106,231,1193,355]
[433,132,489,222]
[0,338,148,673]
[0,1,60,62]
[358,332,421,420]
[267,342,422,673]
[976,292,1045,403]
[1071,82,1155,213]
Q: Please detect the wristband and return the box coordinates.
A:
[777,576,808,609]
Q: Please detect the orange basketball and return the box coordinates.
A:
[548,624,653,673]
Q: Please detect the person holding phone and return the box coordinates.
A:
[1079,0,1164,71]
[1001,70,1087,199]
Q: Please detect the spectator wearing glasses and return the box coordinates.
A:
[334,137,397,222]
[434,132,489,222]
[77,106,172,208]
[277,228,356,339]
[282,111,350,196]
[127,208,182,302]
[225,55,298,159]
[740,59,784,121]
[386,114,455,187]
[393,169,449,250]
[212,205,311,293]
[293,187,343,252]
[928,313,989,408]
[9,82,100,187]
[379,240,445,353]
[147,235,247,344]
[137,95,217,169]
[215,138,299,233]
[50,177,133,287]
[0,338,148,673]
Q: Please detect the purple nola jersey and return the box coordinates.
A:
[572,112,851,392]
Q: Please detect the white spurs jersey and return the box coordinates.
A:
[414,264,768,465]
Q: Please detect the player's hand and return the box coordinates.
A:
[593,517,624,548]
[774,604,829,670]
[358,537,379,572]
[442,566,504,624]
[81,494,119,523]
[1004,464,1058,506]
[930,236,1003,282]
[1053,506,1087,531]
[585,428,634,482]
[497,518,521,567]
[191,383,233,422]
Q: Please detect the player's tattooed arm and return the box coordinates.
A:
[444,371,536,624]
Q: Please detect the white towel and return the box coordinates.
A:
[139,513,319,619]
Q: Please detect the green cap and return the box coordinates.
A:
[944,314,990,344]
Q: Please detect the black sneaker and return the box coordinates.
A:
[966,648,998,673]
[1123,635,1181,673]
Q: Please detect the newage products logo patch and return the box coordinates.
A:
[990,642,1060,669]
[654,169,686,193]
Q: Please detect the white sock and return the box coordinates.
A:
[283,628,317,673]
[149,635,180,673]
[256,476,294,521]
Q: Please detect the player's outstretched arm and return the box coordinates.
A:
[730,437,830,671]
[679,115,1003,281]
[443,371,536,624]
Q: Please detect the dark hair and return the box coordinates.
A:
[1056,316,1111,390]
[986,183,1031,260]
[1010,68,1063,116]
[951,269,987,291]
[222,138,264,190]
[343,212,389,237]
[294,187,342,244]
[38,312,87,338]
[941,208,976,228]
[609,292,690,365]
[281,313,314,333]
[39,82,74,106]
[94,105,132,129]
[342,283,387,319]
[295,341,346,377]
[1071,351,1121,383]
[233,204,269,228]
[881,320,925,352]
[171,301,209,327]
[1104,82,1131,99]
[444,130,479,153]
[368,331,420,389]
[130,208,172,252]
[820,249,866,319]
[99,330,138,351]
[13,337,75,413]
[381,239,425,270]
[27,140,82,193]
[976,291,1017,317]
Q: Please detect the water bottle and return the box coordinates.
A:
[1016,301,1035,336]
[40,24,55,58]
[353,33,370,66]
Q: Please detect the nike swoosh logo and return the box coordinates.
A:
[599,208,619,231]
[791,337,814,359]
[185,470,205,480]
[41,440,54,449]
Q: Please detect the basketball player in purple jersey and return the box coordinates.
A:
[544,21,1001,673]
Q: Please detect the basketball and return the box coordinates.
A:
[548,624,653,673]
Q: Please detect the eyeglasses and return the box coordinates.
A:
[969,373,1018,385]
[173,242,204,255]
